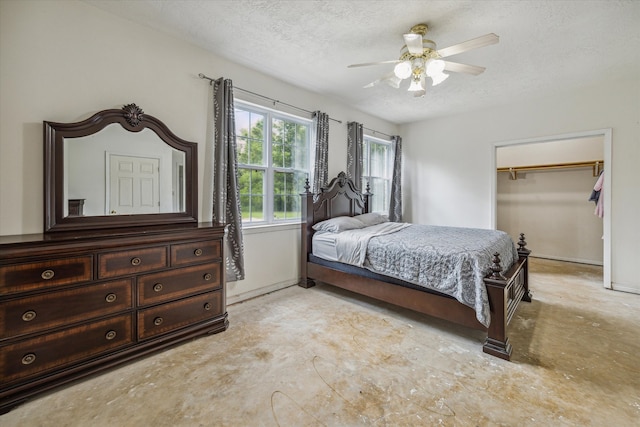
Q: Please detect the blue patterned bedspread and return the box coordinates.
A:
[333,223,518,327]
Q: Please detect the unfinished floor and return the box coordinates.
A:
[2,258,639,426]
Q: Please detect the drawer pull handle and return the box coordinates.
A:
[204,273,213,281]
[204,302,212,311]
[194,248,203,256]
[41,269,55,280]
[154,317,164,326]
[131,257,141,266]
[22,353,36,365]
[153,283,163,292]
[105,330,117,340]
[22,310,37,322]
[105,293,117,303]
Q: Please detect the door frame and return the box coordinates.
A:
[491,128,612,288]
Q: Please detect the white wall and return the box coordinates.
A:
[401,77,640,294]
[0,1,398,302]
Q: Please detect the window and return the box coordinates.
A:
[235,102,311,225]
[363,136,393,214]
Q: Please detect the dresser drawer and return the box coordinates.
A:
[138,291,222,340]
[138,263,222,306]
[0,279,133,340]
[171,240,221,267]
[98,246,167,279]
[0,314,133,385]
[0,256,93,295]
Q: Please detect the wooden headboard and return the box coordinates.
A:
[303,172,369,225]
[299,172,371,284]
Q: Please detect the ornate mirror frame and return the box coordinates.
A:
[44,104,198,233]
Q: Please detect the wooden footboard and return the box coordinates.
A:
[482,234,532,360]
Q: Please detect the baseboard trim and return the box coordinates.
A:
[226,279,298,306]
[611,283,640,295]
[531,254,603,266]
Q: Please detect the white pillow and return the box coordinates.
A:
[354,212,389,227]
[312,216,365,233]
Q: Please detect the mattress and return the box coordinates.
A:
[311,231,340,261]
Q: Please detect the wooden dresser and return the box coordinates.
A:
[0,223,227,413]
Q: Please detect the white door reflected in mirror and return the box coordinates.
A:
[108,154,160,215]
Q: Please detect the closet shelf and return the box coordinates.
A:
[497,160,604,180]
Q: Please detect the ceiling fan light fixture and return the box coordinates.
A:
[393,61,412,79]
[407,75,424,92]
[431,72,449,86]
[425,58,445,77]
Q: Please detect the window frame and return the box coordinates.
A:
[362,135,394,215]
[235,100,312,226]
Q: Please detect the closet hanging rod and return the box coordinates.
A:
[497,160,604,180]
[198,73,342,124]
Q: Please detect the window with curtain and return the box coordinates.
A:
[234,101,311,225]
[363,136,393,214]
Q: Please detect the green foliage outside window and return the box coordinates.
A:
[235,105,310,223]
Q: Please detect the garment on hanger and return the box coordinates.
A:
[590,170,604,218]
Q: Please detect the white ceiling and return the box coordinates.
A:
[85,0,639,124]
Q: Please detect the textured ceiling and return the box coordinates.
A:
[85,0,640,124]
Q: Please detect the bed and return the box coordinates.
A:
[299,172,532,360]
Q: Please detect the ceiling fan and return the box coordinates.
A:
[348,23,499,97]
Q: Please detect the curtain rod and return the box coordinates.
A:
[199,73,342,124]
[363,126,394,139]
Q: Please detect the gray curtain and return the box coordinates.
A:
[213,78,245,282]
[347,122,364,190]
[312,111,329,196]
[389,135,402,222]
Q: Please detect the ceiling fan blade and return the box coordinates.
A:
[437,33,499,58]
[363,71,401,89]
[442,61,486,75]
[348,60,399,68]
[363,74,386,88]
[403,33,424,55]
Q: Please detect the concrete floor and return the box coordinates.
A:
[2,258,639,426]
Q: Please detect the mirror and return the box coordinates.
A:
[45,104,198,233]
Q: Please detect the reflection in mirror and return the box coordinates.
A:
[64,125,185,217]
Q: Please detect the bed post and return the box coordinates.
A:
[299,179,315,288]
[517,233,532,302]
[483,253,512,360]
[363,182,372,214]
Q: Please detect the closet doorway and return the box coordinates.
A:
[492,129,612,288]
